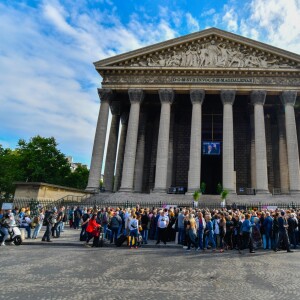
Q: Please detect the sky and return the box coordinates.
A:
[1,0,300,167]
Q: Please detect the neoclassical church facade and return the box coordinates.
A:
[86,28,300,197]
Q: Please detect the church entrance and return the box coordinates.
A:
[201,95,223,194]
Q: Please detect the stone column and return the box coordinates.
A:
[251,90,269,194]
[221,90,236,193]
[277,112,289,192]
[86,89,112,191]
[153,89,174,193]
[280,91,300,194]
[113,112,129,192]
[103,101,120,192]
[134,112,147,193]
[187,89,205,193]
[166,111,175,189]
[250,112,256,188]
[119,89,144,192]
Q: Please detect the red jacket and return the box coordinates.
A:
[86,219,100,235]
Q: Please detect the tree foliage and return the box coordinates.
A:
[0,136,89,198]
[17,136,71,184]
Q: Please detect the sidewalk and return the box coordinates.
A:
[22,225,182,249]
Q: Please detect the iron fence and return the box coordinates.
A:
[8,198,300,215]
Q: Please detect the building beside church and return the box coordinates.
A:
[86,28,300,197]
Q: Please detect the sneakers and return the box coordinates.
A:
[196,247,201,251]
[0,242,5,246]
[186,248,191,251]
[156,241,160,245]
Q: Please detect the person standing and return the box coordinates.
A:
[177,209,185,245]
[129,214,139,249]
[278,211,293,252]
[110,212,122,244]
[241,213,255,253]
[32,209,45,239]
[73,207,82,230]
[156,210,169,245]
[196,211,206,250]
[42,209,55,242]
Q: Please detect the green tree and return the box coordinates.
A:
[17,136,71,184]
[0,146,25,197]
[63,165,89,190]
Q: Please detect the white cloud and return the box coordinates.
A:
[222,5,238,32]
[201,8,216,17]
[247,0,300,53]
[186,12,200,32]
[0,0,180,166]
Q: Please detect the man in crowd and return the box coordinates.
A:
[156,210,169,245]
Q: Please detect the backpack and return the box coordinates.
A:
[43,211,53,226]
[101,212,108,225]
[75,210,81,219]
[33,216,40,224]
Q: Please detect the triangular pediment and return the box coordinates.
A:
[94,28,300,70]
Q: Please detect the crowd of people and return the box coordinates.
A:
[1,204,300,254]
[73,205,300,253]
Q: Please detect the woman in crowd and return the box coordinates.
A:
[186,214,197,251]
[85,213,101,247]
[32,208,45,239]
[219,213,226,252]
[128,214,139,249]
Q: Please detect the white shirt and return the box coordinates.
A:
[158,215,169,228]
[129,219,139,231]
[214,219,220,234]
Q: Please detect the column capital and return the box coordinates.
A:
[190,89,205,105]
[159,89,174,104]
[220,90,236,105]
[280,91,297,106]
[110,101,121,115]
[251,90,267,105]
[97,88,113,103]
[121,111,129,125]
[128,89,144,104]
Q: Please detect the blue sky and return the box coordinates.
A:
[1,0,300,167]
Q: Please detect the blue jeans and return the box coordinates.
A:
[0,227,9,242]
[32,223,42,239]
[141,229,148,243]
[198,229,204,249]
[178,228,185,244]
[102,224,108,235]
[205,231,216,249]
[110,227,119,243]
[129,229,138,247]
[263,231,272,249]
[56,222,62,238]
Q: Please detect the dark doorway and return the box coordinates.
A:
[201,94,223,194]
[201,154,222,194]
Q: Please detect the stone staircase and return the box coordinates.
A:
[82,192,300,206]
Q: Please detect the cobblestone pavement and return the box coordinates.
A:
[0,243,299,300]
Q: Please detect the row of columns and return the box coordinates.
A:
[86,88,300,195]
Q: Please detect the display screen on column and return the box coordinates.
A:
[202,142,221,155]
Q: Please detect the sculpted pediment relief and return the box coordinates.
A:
[95,28,300,70]
[128,39,298,69]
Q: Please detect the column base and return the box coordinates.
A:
[85,187,99,193]
[255,189,270,194]
[152,188,167,194]
[119,187,134,193]
[289,190,300,195]
[186,189,200,195]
